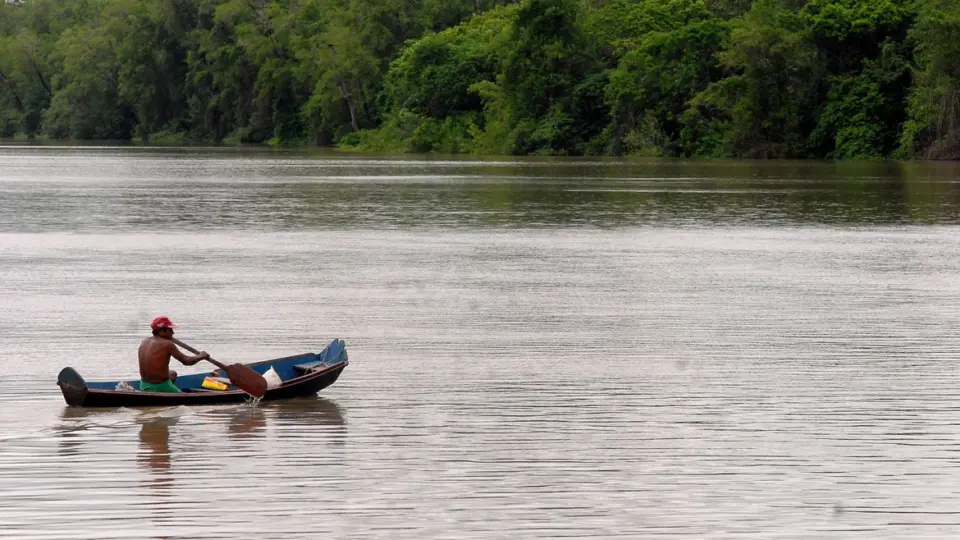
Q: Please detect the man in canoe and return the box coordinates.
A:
[138,316,210,393]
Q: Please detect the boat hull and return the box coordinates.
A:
[57,339,348,408]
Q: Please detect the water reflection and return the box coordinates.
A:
[54,398,346,467]
[55,406,124,458]
[268,396,346,425]
[137,414,179,477]
[3,150,960,232]
[137,413,178,535]
[200,406,269,439]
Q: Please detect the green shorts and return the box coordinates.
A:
[139,379,181,393]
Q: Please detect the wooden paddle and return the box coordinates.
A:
[172,338,267,398]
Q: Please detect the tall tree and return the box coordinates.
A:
[900,0,960,158]
[688,0,818,157]
[499,0,603,154]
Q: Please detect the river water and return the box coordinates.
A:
[1,145,960,539]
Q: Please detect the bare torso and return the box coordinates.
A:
[139,337,174,383]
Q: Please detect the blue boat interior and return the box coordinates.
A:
[85,338,347,391]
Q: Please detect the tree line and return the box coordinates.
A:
[1,0,958,159]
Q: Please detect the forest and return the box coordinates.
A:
[0,0,958,159]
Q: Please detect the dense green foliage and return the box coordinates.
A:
[0,0,957,158]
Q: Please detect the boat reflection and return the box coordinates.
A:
[56,397,347,487]
[56,406,125,458]
[53,397,347,537]
[56,397,346,459]
[267,396,346,425]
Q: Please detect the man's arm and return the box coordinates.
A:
[169,342,210,366]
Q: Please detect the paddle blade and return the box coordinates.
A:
[224,364,268,398]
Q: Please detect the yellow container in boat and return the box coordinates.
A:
[202,377,230,391]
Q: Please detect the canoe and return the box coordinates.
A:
[57,338,348,407]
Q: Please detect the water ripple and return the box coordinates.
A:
[2,150,960,538]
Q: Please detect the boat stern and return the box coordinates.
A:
[57,367,89,407]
